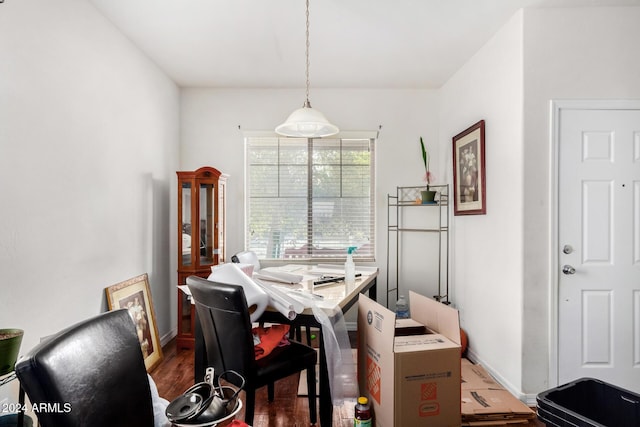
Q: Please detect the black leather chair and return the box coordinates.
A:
[15,309,155,427]
[187,275,317,425]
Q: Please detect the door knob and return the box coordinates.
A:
[562,265,576,275]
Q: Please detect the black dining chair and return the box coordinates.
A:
[187,275,317,425]
[15,309,156,427]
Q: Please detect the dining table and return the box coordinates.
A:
[193,263,378,426]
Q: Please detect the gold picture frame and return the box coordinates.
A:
[105,273,163,372]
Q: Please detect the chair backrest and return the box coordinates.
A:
[15,309,154,427]
[186,275,256,388]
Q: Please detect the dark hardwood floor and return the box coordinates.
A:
[150,338,353,426]
[151,338,545,426]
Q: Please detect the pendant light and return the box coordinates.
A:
[275,0,339,138]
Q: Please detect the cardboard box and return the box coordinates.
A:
[461,363,535,424]
[394,318,427,336]
[461,363,502,391]
[358,291,461,427]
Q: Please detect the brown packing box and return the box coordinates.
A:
[461,362,535,423]
[358,291,461,427]
[394,317,427,336]
[461,363,502,390]
[461,357,474,366]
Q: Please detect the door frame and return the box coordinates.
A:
[549,99,640,388]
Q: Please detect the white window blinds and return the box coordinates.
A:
[245,133,376,261]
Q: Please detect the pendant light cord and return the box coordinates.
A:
[275,0,338,138]
[304,0,311,107]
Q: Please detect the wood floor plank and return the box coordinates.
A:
[151,339,544,426]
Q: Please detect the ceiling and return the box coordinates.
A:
[88,0,640,89]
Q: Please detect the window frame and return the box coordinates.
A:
[243,131,377,263]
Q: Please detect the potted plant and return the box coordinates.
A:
[420,137,437,203]
[0,329,24,376]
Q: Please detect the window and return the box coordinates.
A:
[245,132,376,261]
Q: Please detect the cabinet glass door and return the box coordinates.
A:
[217,181,225,264]
[199,182,215,266]
[181,181,192,266]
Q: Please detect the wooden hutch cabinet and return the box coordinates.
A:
[176,166,228,349]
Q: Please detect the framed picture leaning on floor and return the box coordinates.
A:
[105,273,163,372]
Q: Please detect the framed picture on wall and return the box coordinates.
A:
[452,120,486,216]
[105,273,163,372]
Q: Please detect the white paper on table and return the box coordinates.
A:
[281,288,326,307]
[253,270,303,284]
[177,285,191,296]
[310,264,378,275]
[254,279,305,315]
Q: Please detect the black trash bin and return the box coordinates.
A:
[0,414,33,427]
[537,377,640,427]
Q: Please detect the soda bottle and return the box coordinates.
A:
[354,396,372,426]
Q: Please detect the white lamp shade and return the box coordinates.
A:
[275,106,339,138]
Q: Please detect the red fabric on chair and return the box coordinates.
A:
[253,324,290,360]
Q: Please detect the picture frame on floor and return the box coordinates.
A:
[105,273,163,372]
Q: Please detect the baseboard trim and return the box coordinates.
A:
[161,328,177,347]
[466,348,538,406]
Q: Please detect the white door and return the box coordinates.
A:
[558,107,640,392]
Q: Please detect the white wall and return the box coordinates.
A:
[4,0,638,406]
[521,6,640,395]
[0,0,179,358]
[438,6,640,400]
[440,11,525,393]
[179,88,441,308]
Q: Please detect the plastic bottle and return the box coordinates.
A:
[396,295,410,319]
[354,396,372,426]
[345,246,357,285]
